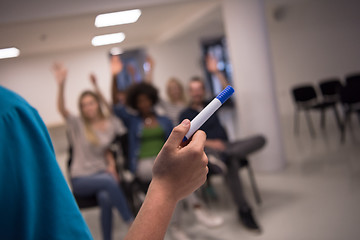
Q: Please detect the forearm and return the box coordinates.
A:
[144,69,153,84]
[214,71,229,89]
[105,151,116,168]
[57,83,69,118]
[111,74,119,105]
[124,181,177,240]
[113,104,132,128]
[94,84,112,114]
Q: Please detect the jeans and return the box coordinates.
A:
[72,172,133,240]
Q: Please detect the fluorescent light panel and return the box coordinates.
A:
[0,47,20,59]
[95,9,141,27]
[110,47,123,55]
[91,32,125,46]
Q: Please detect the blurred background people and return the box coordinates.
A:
[158,77,188,126]
[124,119,209,240]
[52,63,134,240]
[179,75,266,233]
[112,80,223,240]
[113,82,173,181]
[0,85,209,240]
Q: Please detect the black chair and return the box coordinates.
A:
[67,139,98,209]
[319,78,343,103]
[67,133,142,213]
[203,135,265,206]
[345,73,360,86]
[339,83,360,143]
[291,84,342,137]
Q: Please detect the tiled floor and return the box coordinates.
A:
[49,113,360,240]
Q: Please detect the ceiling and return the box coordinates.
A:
[0,0,223,57]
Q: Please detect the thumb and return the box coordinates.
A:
[164,119,191,148]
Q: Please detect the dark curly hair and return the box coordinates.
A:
[126,82,159,110]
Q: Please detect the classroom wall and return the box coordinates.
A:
[266,0,360,119]
[0,48,112,126]
[262,0,360,157]
[0,19,224,127]
[147,20,225,101]
[1,0,360,136]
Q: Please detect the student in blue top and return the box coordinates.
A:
[113,82,173,180]
[0,85,208,240]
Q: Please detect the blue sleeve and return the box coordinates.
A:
[159,116,174,140]
[0,87,93,240]
[113,104,134,128]
[165,119,174,139]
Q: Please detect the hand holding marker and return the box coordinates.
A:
[183,85,235,142]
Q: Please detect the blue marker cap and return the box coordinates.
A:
[216,85,235,104]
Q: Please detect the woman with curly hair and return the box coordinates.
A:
[113,82,173,182]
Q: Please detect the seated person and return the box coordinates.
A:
[113,82,173,181]
[179,77,266,233]
[53,63,134,240]
[113,82,223,239]
[157,77,187,126]
[0,85,209,240]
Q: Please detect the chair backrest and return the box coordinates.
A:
[319,78,342,97]
[340,83,360,104]
[66,130,73,177]
[345,73,360,86]
[66,132,129,209]
[342,73,360,105]
[109,133,130,173]
[292,85,317,103]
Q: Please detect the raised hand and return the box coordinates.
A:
[145,55,154,72]
[144,55,155,83]
[205,54,229,89]
[52,62,67,85]
[110,55,123,76]
[89,73,98,87]
[205,54,219,73]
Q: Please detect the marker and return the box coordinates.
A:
[183,85,235,142]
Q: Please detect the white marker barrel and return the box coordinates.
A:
[183,85,235,141]
[184,98,222,141]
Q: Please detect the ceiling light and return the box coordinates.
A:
[110,47,123,55]
[91,32,125,46]
[95,9,141,27]
[0,47,20,59]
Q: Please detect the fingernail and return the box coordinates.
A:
[181,119,190,127]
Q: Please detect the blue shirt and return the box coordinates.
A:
[0,86,93,240]
[113,104,173,173]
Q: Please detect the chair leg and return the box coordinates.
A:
[320,108,326,129]
[341,111,350,144]
[200,178,217,204]
[294,110,300,135]
[333,105,343,133]
[305,111,316,138]
[247,161,262,205]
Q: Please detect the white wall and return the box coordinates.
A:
[264,0,360,158]
[0,48,113,126]
[147,21,224,100]
[3,0,359,138]
[0,21,224,127]
[267,0,360,118]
